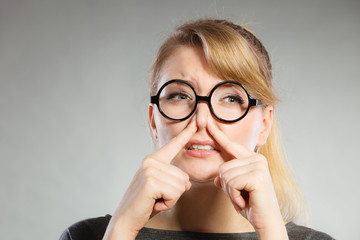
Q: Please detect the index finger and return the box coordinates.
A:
[151,119,197,163]
[206,119,254,159]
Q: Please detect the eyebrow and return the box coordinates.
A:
[168,78,199,89]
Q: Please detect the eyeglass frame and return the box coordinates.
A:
[150,79,262,123]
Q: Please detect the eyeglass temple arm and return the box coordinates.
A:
[150,96,158,104]
[249,98,262,107]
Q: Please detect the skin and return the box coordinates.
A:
[103,46,288,240]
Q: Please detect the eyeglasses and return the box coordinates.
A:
[150,79,262,123]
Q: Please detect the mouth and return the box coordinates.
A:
[185,140,220,157]
[187,144,216,151]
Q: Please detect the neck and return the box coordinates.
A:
[145,180,254,233]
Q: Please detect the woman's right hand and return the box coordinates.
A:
[103,120,197,240]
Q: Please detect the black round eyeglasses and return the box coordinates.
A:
[150,79,262,123]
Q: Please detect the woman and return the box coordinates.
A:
[60,19,334,239]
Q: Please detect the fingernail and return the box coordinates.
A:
[192,117,197,124]
[214,177,221,189]
[191,117,198,129]
[206,115,211,126]
[186,181,192,191]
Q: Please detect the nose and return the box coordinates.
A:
[194,102,210,129]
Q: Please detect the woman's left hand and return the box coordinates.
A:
[207,121,288,239]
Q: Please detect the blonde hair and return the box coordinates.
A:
[149,19,307,224]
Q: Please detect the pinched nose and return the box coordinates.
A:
[194,102,211,130]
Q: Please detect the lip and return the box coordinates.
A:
[185,139,220,158]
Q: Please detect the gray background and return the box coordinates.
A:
[1,0,359,239]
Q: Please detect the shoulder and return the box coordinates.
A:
[286,222,335,240]
[59,214,112,240]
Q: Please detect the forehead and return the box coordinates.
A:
[158,45,223,90]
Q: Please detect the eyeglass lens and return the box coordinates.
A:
[158,81,249,121]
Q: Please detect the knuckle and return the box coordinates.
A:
[172,183,184,195]
[143,176,157,190]
[180,170,190,180]
[252,169,265,183]
[142,157,156,169]
[178,185,185,194]
[227,178,236,188]
[143,166,157,178]
[252,156,268,172]
[255,161,267,173]
[175,189,183,199]
[178,175,189,190]
[257,154,268,165]
[219,164,227,174]
[182,177,190,187]
[169,165,189,182]
[166,191,181,204]
[221,172,231,183]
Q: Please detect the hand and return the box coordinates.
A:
[103,120,197,240]
[207,121,288,238]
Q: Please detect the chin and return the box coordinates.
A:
[172,155,223,183]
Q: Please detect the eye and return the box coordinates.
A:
[167,92,192,101]
[222,95,244,104]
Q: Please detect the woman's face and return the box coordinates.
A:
[149,46,273,182]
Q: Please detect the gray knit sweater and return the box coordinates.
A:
[59,214,335,240]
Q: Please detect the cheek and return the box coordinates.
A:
[219,115,262,150]
[154,113,189,147]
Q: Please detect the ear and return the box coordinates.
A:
[256,106,273,147]
[148,104,158,140]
